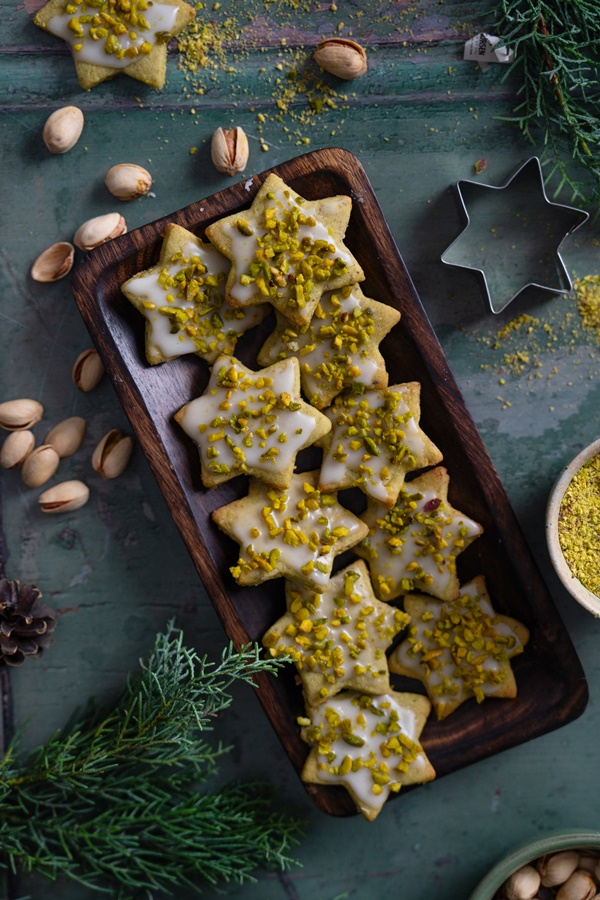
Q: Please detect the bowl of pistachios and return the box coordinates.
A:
[469,831,600,899]
[546,437,600,616]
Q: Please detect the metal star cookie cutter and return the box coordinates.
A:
[441,157,589,314]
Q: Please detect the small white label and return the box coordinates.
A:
[463,33,514,72]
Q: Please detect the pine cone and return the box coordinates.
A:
[0,578,57,667]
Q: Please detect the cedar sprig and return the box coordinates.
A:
[495,0,600,205]
[0,623,303,897]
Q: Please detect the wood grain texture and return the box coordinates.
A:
[70,147,588,817]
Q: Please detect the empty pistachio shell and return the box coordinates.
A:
[556,871,597,900]
[45,416,86,458]
[539,851,580,887]
[72,349,105,393]
[0,430,35,469]
[39,480,90,513]
[0,399,44,432]
[21,444,60,488]
[92,428,134,479]
[211,126,249,177]
[505,865,541,900]
[31,242,75,282]
[73,213,127,251]
[42,106,84,154]
[314,38,367,80]
[105,163,152,201]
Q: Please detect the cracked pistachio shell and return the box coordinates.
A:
[556,871,597,900]
[39,480,89,514]
[72,349,105,393]
[31,242,75,282]
[0,430,35,469]
[45,416,86,458]
[73,213,127,251]
[539,851,580,887]
[21,444,60,488]
[314,38,367,80]
[504,865,541,900]
[92,429,133,479]
[0,399,43,432]
[105,163,152,201]
[211,127,249,177]
[42,106,84,154]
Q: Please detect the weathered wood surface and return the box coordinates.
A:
[1,0,600,897]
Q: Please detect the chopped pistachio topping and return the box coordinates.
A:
[558,452,600,596]
[56,0,164,60]
[237,195,348,311]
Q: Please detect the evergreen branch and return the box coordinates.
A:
[0,622,303,897]
[495,0,600,206]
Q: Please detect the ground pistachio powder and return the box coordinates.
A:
[559,453,600,596]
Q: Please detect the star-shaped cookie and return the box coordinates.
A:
[300,690,435,821]
[205,173,364,328]
[34,0,195,90]
[175,355,331,489]
[356,467,483,602]
[388,576,530,720]
[257,284,400,409]
[122,224,267,366]
[212,470,369,592]
[263,560,409,707]
[319,382,442,507]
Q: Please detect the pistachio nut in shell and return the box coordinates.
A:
[92,429,134,479]
[314,38,367,80]
[0,430,35,469]
[0,399,43,432]
[72,349,105,393]
[21,445,60,488]
[42,106,84,154]
[73,213,127,251]
[105,163,152,201]
[45,416,86,458]
[39,480,90,514]
[538,851,580,887]
[211,126,249,176]
[556,871,597,900]
[31,242,74,282]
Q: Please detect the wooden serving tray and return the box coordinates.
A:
[71,148,588,817]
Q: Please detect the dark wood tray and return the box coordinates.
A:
[71,148,588,817]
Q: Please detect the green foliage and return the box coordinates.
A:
[0,624,303,897]
[495,0,600,205]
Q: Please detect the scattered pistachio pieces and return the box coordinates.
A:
[558,452,600,596]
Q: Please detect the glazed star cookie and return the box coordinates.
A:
[257,284,400,409]
[319,382,443,507]
[175,355,331,489]
[34,0,195,90]
[388,576,530,720]
[356,467,483,602]
[122,225,267,366]
[205,173,364,328]
[300,690,435,821]
[212,470,369,592]
[263,560,409,707]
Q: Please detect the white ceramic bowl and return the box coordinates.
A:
[546,437,600,616]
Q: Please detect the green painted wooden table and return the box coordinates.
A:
[2,0,600,897]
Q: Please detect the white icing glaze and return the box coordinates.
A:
[305,692,428,812]
[320,386,425,503]
[47,2,179,68]
[228,189,352,304]
[363,488,482,598]
[179,356,316,476]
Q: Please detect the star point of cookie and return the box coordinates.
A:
[122,224,267,366]
[300,690,435,821]
[319,382,443,507]
[212,470,369,592]
[175,355,331,489]
[356,467,483,602]
[205,173,364,328]
[263,560,409,707]
[388,576,530,720]
[34,0,195,90]
[257,284,400,409]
